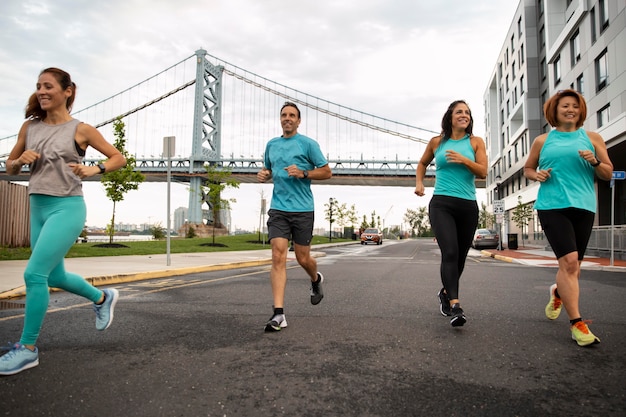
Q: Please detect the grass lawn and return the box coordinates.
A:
[0,234,352,261]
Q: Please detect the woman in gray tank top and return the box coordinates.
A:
[1,68,126,376]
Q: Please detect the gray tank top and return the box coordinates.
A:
[26,118,84,197]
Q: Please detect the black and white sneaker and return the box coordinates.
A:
[437,288,452,317]
[264,314,288,332]
[310,272,324,305]
[450,303,466,327]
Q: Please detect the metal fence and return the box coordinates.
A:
[587,225,626,260]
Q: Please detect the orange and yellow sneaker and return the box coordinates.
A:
[571,320,600,347]
[545,284,562,320]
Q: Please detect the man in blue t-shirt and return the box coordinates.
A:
[257,102,332,332]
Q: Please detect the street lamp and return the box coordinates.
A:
[328,197,336,242]
[495,175,502,251]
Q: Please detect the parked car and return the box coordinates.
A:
[361,228,383,245]
[472,229,499,249]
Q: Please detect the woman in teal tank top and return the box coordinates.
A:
[524,89,613,347]
[415,100,487,327]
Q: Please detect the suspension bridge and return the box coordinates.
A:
[0,49,482,224]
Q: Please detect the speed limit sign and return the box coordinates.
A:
[493,200,504,215]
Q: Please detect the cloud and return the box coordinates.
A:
[1,0,517,228]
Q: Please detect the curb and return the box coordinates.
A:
[480,250,518,263]
[0,250,333,301]
[0,258,275,301]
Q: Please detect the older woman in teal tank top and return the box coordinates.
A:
[524,89,613,347]
[415,100,487,327]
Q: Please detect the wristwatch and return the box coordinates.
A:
[302,170,308,179]
[98,163,106,174]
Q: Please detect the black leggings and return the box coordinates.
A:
[429,195,479,300]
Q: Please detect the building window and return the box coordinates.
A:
[506,75,509,92]
[501,109,504,126]
[518,16,523,37]
[514,143,519,162]
[595,49,608,91]
[576,74,584,95]
[520,75,525,95]
[598,104,610,128]
[540,26,545,51]
[508,151,512,168]
[570,30,580,66]
[554,55,561,84]
[538,0,543,17]
[506,99,510,117]
[591,7,597,44]
[519,43,525,64]
[498,63,503,79]
[511,34,515,52]
[513,87,517,106]
[512,62,516,80]
[541,58,547,80]
[505,48,509,66]
[599,0,609,32]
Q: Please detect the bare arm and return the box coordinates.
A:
[7,121,40,175]
[582,131,613,181]
[414,136,438,197]
[70,123,126,178]
[523,134,552,182]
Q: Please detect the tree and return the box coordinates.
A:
[478,202,496,229]
[324,198,340,241]
[200,164,240,244]
[403,207,430,237]
[346,204,358,229]
[101,118,145,244]
[511,196,534,247]
[150,223,165,240]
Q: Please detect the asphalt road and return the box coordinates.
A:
[1,239,624,416]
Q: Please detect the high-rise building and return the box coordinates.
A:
[483,0,625,250]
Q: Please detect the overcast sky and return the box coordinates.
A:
[1,0,519,232]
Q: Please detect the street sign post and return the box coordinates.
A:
[493,200,505,250]
[610,171,625,266]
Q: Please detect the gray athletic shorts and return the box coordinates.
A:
[267,209,314,246]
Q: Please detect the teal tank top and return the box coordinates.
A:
[433,134,476,201]
[534,128,596,212]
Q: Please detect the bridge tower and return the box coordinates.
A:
[188,49,224,224]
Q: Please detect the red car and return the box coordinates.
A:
[361,228,383,245]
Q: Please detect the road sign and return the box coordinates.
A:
[612,171,625,180]
[493,200,505,215]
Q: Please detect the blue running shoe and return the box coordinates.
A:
[94,288,119,331]
[0,343,39,376]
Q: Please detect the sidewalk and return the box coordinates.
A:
[1,242,624,300]
[480,245,626,270]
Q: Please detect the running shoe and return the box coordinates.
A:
[437,288,451,316]
[0,343,39,376]
[94,288,119,331]
[571,321,600,347]
[545,284,562,320]
[450,303,466,327]
[310,272,324,305]
[264,314,288,332]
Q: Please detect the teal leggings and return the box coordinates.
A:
[21,194,102,346]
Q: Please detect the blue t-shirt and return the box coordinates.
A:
[534,128,596,213]
[263,133,328,212]
[433,134,477,201]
